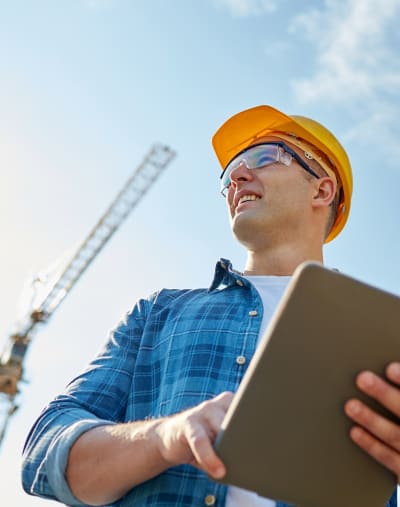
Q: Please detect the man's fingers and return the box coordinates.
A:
[346,365,400,482]
[349,425,400,480]
[345,399,400,452]
[355,370,400,419]
[206,391,235,411]
[386,362,400,386]
[157,392,234,475]
[185,423,226,478]
[186,391,233,477]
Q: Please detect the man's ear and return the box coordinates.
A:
[312,177,337,209]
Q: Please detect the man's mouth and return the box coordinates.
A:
[238,194,260,206]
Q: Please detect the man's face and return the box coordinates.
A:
[224,136,322,249]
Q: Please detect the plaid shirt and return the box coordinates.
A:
[22,259,397,507]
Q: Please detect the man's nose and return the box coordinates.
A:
[230,161,254,186]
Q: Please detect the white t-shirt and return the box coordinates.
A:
[226,275,291,507]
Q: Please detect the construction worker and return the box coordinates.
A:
[22,105,399,506]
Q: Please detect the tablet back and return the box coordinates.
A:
[214,262,399,507]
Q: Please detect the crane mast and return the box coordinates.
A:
[0,144,176,447]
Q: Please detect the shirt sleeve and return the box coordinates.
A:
[21,295,153,505]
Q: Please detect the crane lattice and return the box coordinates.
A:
[0,144,176,447]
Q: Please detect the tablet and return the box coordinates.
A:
[214,262,399,507]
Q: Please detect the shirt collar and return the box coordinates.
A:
[208,258,249,292]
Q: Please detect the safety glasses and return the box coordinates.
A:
[220,142,321,197]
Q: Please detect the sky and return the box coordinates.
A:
[0,0,399,504]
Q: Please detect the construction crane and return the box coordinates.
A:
[0,144,176,447]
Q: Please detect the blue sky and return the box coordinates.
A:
[0,0,399,504]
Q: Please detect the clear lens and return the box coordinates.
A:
[219,141,321,198]
[220,144,283,196]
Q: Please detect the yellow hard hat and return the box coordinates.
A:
[212,105,353,243]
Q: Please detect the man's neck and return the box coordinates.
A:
[243,242,324,276]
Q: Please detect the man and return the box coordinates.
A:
[22,105,399,506]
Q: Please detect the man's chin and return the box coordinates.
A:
[231,214,262,245]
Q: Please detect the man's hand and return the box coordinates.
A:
[66,391,234,505]
[344,362,400,483]
[156,391,234,479]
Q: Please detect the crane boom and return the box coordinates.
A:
[0,144,176,447]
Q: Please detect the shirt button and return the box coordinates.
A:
[236,279,244,286]
[204,494,216,505]
[236,355,246,365]
[248,310,258,316]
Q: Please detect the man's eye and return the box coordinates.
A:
[255,154,275,166]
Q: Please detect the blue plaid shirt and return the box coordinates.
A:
[22,259,397,507]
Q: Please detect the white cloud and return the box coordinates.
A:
[214,0,277,17]
[290,0,400,104]
[289,0,400,156]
